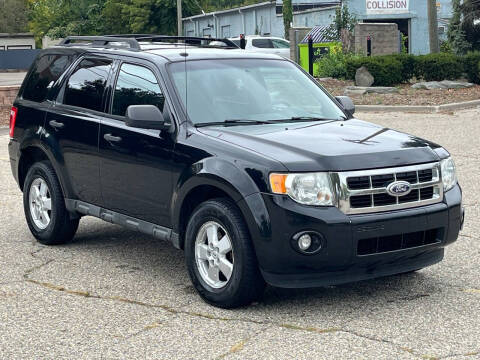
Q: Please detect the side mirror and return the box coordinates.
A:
[335,96,355,117]
[125,105,170,130]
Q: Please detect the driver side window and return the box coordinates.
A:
[111,63,165,117]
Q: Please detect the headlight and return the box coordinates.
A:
[270,172,335,206]
[440,157,457,192]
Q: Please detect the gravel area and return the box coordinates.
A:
[0,108,479,359]
[320,78,480,106]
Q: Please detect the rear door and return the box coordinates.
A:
[45,56,113,205]
[99,59,175,227]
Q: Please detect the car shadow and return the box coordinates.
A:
[62,220,445,311]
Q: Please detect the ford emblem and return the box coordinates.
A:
[386,181,412,197]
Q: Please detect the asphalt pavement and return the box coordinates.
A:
[0,72,26,86]
[0,109,479,359]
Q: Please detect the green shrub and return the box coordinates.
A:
[384,54,416,82]
[345,55,404,86]
[462,52,480,84]
[414,53,464,81]
[315,50,356,79]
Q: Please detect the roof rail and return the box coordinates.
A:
[59,36,141,50]
[106,34,239,48]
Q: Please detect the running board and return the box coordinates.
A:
[64,199,181,249]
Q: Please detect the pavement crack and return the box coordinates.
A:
[439,350,480,359]
[23,259,54,279]
[333,328,435,359]
[216,327,270,360]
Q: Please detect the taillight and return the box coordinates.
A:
[9,107,18,138]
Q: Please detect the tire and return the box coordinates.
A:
[23,161,79,245]
[185,198,265,308]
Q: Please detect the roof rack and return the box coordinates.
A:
[59,35,239,51]
[59,36,141,50]
[106,34,239,48]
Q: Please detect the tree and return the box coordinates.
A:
[0,0,29,33]
[461,0,480,51]
[29,0,106,39]
[325,4,356,41]
[282,0,292,40]
[447,0,470,54]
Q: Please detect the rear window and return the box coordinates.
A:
[252,39,273,48]
[22,54,74,102]
[63,58,113,112]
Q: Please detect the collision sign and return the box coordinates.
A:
[366,0,409,14]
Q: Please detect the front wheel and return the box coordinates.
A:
[185,198,265,308]
[23,161,79,245]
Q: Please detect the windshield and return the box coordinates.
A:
[169,59,345,125]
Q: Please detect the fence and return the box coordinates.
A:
[0,49,40,70]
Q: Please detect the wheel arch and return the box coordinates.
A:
[172,159,271,251]
[18,143,73,198]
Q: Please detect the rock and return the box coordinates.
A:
[412,80,474,90]
[412,81,447,89]
[344,88,367,96]
[355,66,374,87]
[441,80,474,89]
[344,86,399,95]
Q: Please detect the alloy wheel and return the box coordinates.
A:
[28,178,52,230]
[195,221,234,289]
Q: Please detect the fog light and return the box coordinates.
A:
[291,231,324,255]
[298,234,312,251]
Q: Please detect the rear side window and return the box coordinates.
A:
[23,54,73,102]
[111,63,165,117]
[252,39,273,48]
[64,58,112,112]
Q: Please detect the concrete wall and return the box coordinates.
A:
[345,0,452,55]
[0,34,35,50]
[0,85,20,126]
[354,23,399,56]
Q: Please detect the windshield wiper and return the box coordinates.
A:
[279,116,342,122]
[195,119,276,127]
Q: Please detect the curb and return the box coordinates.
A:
[356,99,480,113]
[0,85,21,91]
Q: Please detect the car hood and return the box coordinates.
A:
[197,119,443,172]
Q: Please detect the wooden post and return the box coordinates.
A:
[177,0,183,36]
[427,0,439,53]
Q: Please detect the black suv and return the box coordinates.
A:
[8,35,464,308]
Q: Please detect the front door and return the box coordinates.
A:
[99,61,174,227]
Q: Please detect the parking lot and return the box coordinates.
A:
[0,109,479,359]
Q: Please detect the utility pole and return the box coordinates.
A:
[427,0,439,53]
[177,0,183,36]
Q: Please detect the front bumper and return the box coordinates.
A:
[242,184,463,288]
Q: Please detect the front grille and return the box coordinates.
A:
[357,228,441,255]
[333,163,443,214]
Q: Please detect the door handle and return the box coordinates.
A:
[104,133,122,143]
[49,120,65,129]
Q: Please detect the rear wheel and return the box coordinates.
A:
[23,161,79,245]
[185,198,265,308]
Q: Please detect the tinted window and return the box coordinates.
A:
[252,39,273,48]
[111,63,165,117]
[64,58,112,112]
[272,39,290,49]
[23,54,74,102]
[231,40,240,47]
[170,59,345,125]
